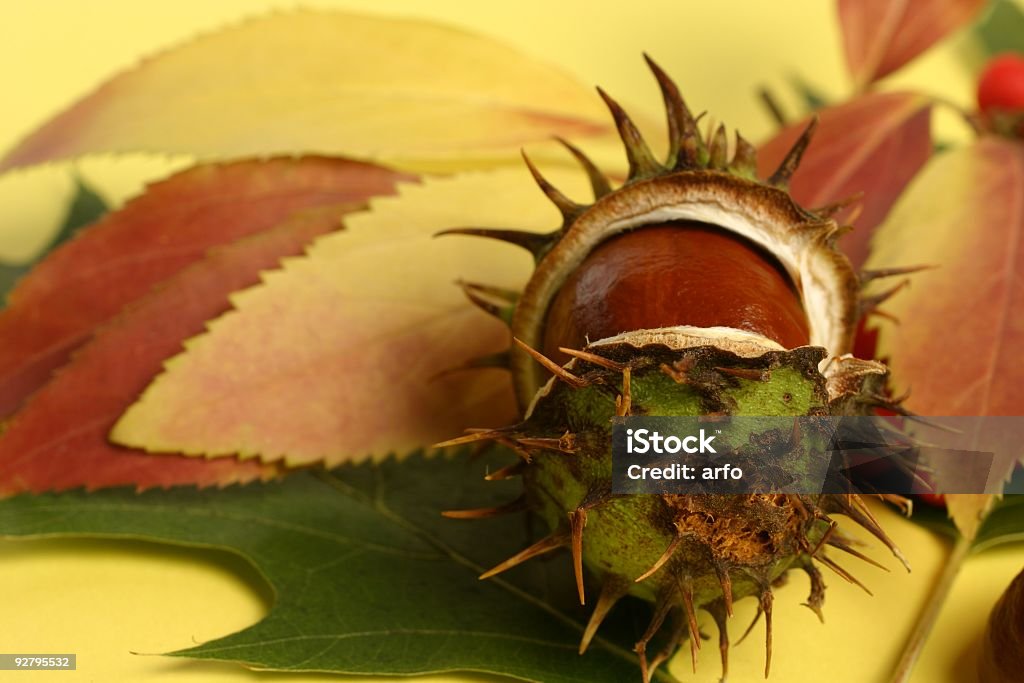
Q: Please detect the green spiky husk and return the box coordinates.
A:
[525,343,833,607]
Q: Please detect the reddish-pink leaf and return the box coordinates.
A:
[758,91,932,268]
[109,168,585,466]
[0,203,358,495]
[0,157,409,418]
[838,0,987,87]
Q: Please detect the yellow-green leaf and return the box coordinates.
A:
[0,11,613,174]
[112,166,592,466]
[944,493,999,541]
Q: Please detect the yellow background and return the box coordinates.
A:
[0,1,1021,682]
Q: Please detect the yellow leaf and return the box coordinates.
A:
[0,11,614,174]
[944,493,999,540]
[112,165,592,466]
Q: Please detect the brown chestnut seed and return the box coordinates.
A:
[542,222,811,364]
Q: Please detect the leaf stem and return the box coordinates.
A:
[888,533,972,683]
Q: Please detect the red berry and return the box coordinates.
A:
[917,493,946,508]
[977,53,1024,114]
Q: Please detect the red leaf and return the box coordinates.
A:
[758,91,932,268]
[0,157,409,418]
[0,202,360,495]
[838,0,987,87]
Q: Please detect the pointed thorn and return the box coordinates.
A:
[579,579,629,654]
[859,264,935,286]
[484,461,525,481]
[759,86,788,127]
[860,279,910,316]
[867,308,900,323]
[437,227,554,260]
[809,519,838,558]
[814,554,873,595]
[513,337,589,388]
[521,150,584,223]
[768,116,818,187]
[708,123,729,169]
[555,136,613,199]
[442,495,527,519]
[479,532,568,580]
[517,432,577,453]
[558,346,626,371]
[877,492,914,516]
[635,531,683,583]
[643,53,701,168]
[716,563,734,616]
[433,429,506,449]
[616,366,633,417]
[815,192,864,219]
[801,560,826,623]
[596,86,663,180]
[709,601,731,681]
[827,495,910,571]
[458,280,517,324]
[570,508,588,605]
[491,435,534,463]
[812,192,864,219]
[731,130,758,175]
[679,578,702,673]
[827,536,890,571]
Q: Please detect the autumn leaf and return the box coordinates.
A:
[0,450,678,683]
[867,138,1023,418]
[0,156,407,419]
[111,167,595,466]
[867,137,1024,538]
[757,91,932,268]
[838,0,987,89]
[0,10,613,175]
[0,201,362,495]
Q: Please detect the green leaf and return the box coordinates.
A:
[0,177,107,306]
[0,449,673,683]
[975,494,1024,551]
[974,0,1024,57]
[909,467,1024,549]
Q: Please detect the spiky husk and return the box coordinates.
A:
[439,57,914,680]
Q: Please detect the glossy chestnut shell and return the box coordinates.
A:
[542,222,811,363]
